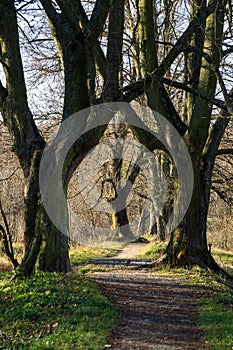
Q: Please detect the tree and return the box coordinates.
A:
[0,0,71,275]
[159,0,232,271]
[0,0,232,276]
[122,0,233,273]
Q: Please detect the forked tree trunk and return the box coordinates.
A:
[142,0,229,276]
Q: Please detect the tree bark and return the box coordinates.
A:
[158,0,229,272]
[102,0,125,101]
[0,0,73,276]
[38,212,71,272]
[161,168,222,273]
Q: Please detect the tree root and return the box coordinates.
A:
[139,252,233,288]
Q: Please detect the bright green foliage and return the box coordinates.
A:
[198,296,233,350]
[69,245,119,267]
[136,241,167,260]
[0,272,118,349]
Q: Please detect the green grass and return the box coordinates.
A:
[189,271,233,350]
[69,245,120,268]
[0,271,118,349]
[212,249,233,276]
[198,298,233,350]
[135,239,167,259]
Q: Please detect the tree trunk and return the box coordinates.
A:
[149,0,228,275]
[0,0,74,276]
[158,163,224,273]
[155,216,166,241]
[16,151,72,276]
[39,214,71,272]
[17,151,43,276]
[111,204,134,242]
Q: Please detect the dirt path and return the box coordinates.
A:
[90,242,152,268]
[113,242,148,258]
[92,272,208,350]
[90,244,209,350]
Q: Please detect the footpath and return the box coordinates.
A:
[90,243,209,350]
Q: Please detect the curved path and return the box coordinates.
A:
[90,244,209,350]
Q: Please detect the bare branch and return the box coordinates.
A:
[122,0,220,102]
[222,46,233,57]
[204,115,230,162]
[88,0,112,40]
[162,77,227,111]
[0,167,20,182]
[39,0,61,30]
[217,148,233,155]
[199,49,233,116]
[102,0,125,101]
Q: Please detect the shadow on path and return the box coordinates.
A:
[91,271,209,350]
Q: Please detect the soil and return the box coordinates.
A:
[90,243,209,350]
[113,243,149,258]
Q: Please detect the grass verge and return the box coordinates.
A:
[0,271,118,350]
[190,271,233,350]
[69,244,120,268]
[170,271,233,349]
[198,296,233,350]
[135,238,167,259]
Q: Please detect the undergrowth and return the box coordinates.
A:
[0,271,118,350]
[187,270,233,350]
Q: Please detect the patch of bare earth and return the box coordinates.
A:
[91,271,209,349]
[113,243,149,259]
